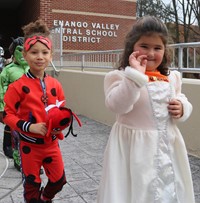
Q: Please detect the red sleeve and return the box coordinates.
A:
[56,80,66,106]
[3,83,31,132]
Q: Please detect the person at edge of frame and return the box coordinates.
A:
[0,37,29,165]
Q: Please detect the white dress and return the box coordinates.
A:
[97,67,195,203]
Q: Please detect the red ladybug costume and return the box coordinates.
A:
[3,70,68,202]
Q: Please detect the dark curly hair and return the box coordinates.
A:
[22,19,51,41]
[118,15,170,76]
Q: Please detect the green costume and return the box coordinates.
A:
[1,45,29,169]
[0,45,29,110]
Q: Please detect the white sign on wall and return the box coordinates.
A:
[53,20,119,43]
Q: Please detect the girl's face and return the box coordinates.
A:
[23,42,52,78]
[133,34,165,72]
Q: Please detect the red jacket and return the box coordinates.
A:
[3,70,65,139]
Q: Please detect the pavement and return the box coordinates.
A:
[0,115,199,203]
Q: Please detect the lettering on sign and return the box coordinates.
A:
[53,20,119,44]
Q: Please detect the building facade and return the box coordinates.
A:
[0,0,136,53]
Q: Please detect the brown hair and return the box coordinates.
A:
[118,15,171,76]
[22,19,51,41]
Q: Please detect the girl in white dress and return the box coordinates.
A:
[97,15,195,203]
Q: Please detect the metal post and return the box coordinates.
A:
[60,23,63,67]
[178,46,183,77]
[81,54,85,71]
[194,48,196,68]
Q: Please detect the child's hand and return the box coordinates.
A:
[129,51,147,73]
[168,99,183,119]
[29,122,47,136]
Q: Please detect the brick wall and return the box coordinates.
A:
[40,0,52,28]
[18,0,136,52]
[50,0,136,52]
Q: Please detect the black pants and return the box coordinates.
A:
[3,125,12,150]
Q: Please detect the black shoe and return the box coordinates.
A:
[39,187,52,203]
[3,146,13,158]
[39,200,52,203]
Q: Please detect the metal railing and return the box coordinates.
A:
[169,42,200,77]
[61,49,122,71]
[51,41,200,76]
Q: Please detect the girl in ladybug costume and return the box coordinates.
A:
[3,20,67,203]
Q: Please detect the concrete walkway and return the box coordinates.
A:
[0,115,199,203]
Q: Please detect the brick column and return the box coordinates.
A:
[40,0,52,28]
